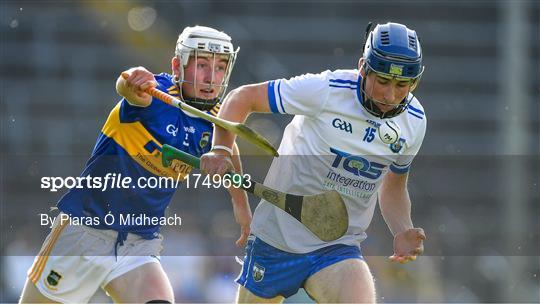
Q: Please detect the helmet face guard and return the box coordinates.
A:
[360,22,424,119]
[175,26,239,111]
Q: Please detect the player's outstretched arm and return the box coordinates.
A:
[116,67,157,107]
[214,83,271,152]
[379,171,426,264]
[202,82,272,176]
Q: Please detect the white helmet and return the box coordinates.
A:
[175,25,239,110]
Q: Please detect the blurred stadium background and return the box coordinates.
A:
[1,0,539,303]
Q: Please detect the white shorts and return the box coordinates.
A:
[27,214,163,303]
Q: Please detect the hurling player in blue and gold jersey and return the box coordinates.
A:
[21,26,251,304]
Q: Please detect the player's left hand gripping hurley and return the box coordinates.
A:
[121,72,278,157]
[161,144,348,242]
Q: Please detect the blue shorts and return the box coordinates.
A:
[236,235,363,299]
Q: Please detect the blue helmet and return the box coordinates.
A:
[361,22,424,118]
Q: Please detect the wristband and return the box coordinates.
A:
[212,145,234,155]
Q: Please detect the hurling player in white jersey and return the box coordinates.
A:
[202,22,427,303]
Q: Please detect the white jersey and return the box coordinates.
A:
[251,69,427,253]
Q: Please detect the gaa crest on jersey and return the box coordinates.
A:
[199,132,211,149]
[252,263,265,282]
[390,138,406,153]
[332,118,353,134]
[45,270,62,289]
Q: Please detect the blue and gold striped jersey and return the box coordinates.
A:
[57,73,219,239]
